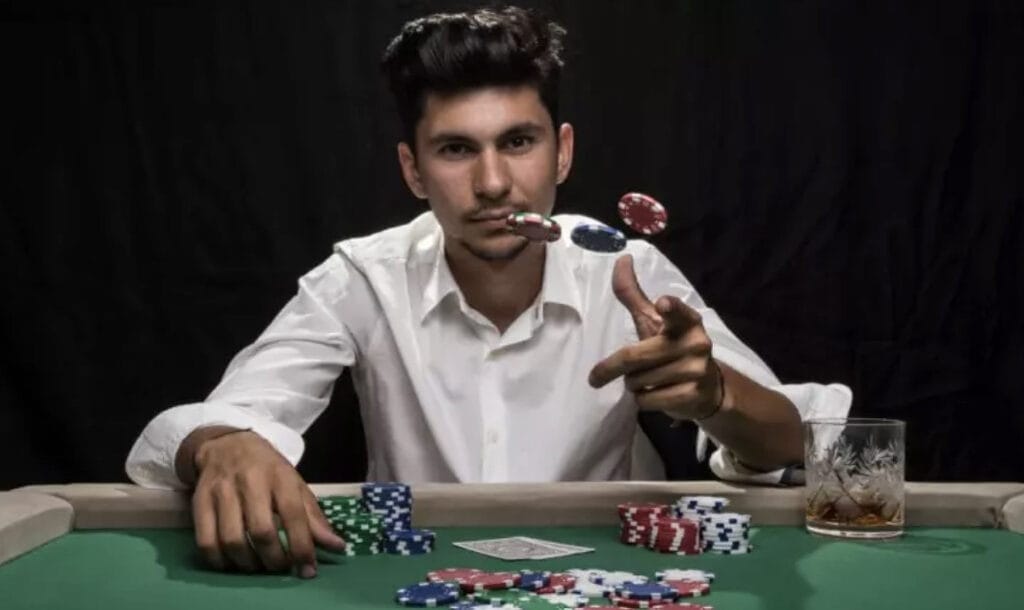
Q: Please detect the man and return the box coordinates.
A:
[126,6,850,579]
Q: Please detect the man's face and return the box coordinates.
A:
[397,85,573,262]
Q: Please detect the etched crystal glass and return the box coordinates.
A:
[804,418,906,539]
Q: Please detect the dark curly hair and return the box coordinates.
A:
[381,5,567,146]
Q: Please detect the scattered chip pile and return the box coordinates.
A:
[396,567,716,608]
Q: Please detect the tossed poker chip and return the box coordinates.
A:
[570,223,626,253]
[427,567,484,584]
[534,572,577,594]
[458,571,522,592]
[613,582,680,601]
[395,582,461,607]
[661,579,711,598]
[655,569,715,583]
[506,212,562,242]
[618,192,668,235]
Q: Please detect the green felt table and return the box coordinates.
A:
[3,524,1024,610]
[4,482,1024,610]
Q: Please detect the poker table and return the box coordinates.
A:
[3,482,1024,610]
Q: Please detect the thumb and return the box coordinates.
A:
[612,254,663,340]
[306,498,347,551]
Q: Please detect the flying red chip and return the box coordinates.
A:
[618,192,668,235]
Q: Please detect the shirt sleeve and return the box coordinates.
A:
[124,254,363,490]
[631,242,853,485]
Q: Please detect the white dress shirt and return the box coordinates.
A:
[125,211,851,489]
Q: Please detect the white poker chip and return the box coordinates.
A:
[655,569,716,583]
[587,570,649,587]
[565,570,611,597]
[569,581,610,598]
[677,495,730,508]
[539,593,589,607]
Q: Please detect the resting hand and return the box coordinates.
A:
[589,254,725,420]
[187,429,346,577]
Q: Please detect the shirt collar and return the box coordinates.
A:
[420,232,582,324]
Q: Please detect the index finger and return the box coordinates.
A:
[588,334,707,388]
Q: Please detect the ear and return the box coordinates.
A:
[555,123,574,185]
[397,142,428,199]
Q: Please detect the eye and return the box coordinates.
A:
[505,135,535,151]
[438,142,473,158]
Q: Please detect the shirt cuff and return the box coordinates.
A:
[700,382,853,485]
[124,402,306,490]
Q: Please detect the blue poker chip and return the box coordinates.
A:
[395,582,460,607]
[570,223,627,253]
[387,528,435,542]
[613,582,680,601]
[446,603,481,610]
[518,570,553,591]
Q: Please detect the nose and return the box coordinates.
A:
[473,148,512,201]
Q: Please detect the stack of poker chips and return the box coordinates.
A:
[674,495,753,554]
[700,512,752,554]
[361,482,435,554]
[384,528,436,555]
[618,502,670,546]
[618,502,702,554]
[673,495,730,521]
[361,482,413,531]
[647,515,702,555]
[316,495,383,556]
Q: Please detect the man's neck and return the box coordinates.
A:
[445,242,546,334]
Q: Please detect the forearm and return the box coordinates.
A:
[697,361,804,471]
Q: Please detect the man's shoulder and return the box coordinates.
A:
[331,211,440,269]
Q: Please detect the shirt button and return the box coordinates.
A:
[487,430,500,444]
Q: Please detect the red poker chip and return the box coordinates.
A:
[661,580,711,597]
[458,571,522,592]
[617,192,668,235]
[618,503,670,517]
[426,567,484,583]
[534,572,577,594]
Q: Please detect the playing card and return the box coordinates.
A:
[452,536,595,560]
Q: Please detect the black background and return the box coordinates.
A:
[2,0,1022,489]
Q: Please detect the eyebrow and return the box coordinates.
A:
[425,121,546,147]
